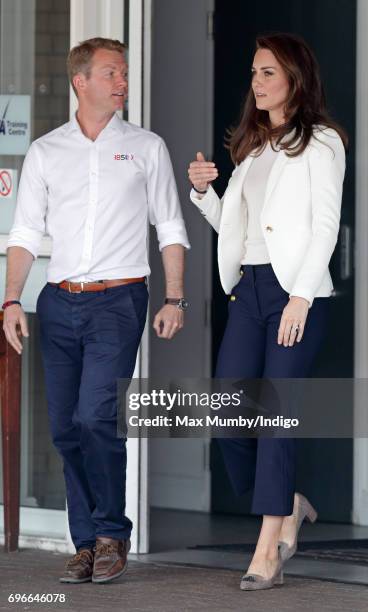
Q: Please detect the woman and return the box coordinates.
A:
[188,32,347,591]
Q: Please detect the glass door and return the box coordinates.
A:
[0,0,71,544]
[0,0,150,553]
[0,0,151,552]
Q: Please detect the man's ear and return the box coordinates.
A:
[73,73,86,96]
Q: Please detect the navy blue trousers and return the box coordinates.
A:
[36,281,148,550]
[215,264,329,516]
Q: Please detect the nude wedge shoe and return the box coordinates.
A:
[278,492,318,562]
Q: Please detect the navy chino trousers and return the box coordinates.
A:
[36,281,148,550]
[215,263,329,516]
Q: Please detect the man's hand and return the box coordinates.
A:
[153,304,184,339]
[3,246,34,354]
[3,304,29,354]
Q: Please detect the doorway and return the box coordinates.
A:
[0,0,71,543]
[210,0,356,523]
[148,0,357,553]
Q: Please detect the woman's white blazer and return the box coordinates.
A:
[190,127,346,307]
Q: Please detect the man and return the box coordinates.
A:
[2,37,190,584]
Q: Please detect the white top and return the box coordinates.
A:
[8,112,190,282]
[240,141,279,265]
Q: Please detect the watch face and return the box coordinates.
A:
[179,298,188,310]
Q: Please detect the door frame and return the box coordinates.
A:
[1,0,151,553]
[353,0,368,526]
[148,0,214,515]
[0,0,65,550]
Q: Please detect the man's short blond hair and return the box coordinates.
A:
[67,37,127,96]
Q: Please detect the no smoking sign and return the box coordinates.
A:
[0,168,16,199]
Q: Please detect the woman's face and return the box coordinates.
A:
[251,48,289,122]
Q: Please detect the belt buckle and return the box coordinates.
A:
[68,281,84,293]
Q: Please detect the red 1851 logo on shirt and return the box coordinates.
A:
[114,153,134,160]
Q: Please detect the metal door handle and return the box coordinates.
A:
[340,224,352,280]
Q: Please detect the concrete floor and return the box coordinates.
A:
[2,509,368,611]
[1,547,368,612]
[136,508,368,588]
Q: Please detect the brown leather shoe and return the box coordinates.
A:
[92,536,131,584]
[59,548,94,583]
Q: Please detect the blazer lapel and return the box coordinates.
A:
[262,148,288,212]
[230,156,254,191]
[220,156,253,226]
[263,128,299,211]
[221,145,290,225]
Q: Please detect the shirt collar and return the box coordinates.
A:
[65,112,125,137]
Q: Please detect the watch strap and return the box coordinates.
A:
[192,184,208,194]
[164,297,188,310]
[165,298,183,306]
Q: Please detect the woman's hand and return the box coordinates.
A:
[277,296,310,347]
[188,151,218,192]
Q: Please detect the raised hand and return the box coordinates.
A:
[188,151,218,192]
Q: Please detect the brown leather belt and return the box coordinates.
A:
[49,277,145,293]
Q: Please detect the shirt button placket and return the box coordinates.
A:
[82,144,99,269]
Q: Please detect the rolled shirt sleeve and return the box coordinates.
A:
[147,137,190,251]
[7,142,47,259]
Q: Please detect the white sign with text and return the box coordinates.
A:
[0,95,31,155]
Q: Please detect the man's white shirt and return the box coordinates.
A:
[8,112,190,282]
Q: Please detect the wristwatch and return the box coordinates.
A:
[164,297,189,310]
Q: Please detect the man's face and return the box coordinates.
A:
[75,48,128,113]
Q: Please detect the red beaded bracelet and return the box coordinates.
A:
[2,300,21,310]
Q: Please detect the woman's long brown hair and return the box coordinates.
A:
[227,32,348,164]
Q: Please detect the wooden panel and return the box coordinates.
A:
[0,311,21,552]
